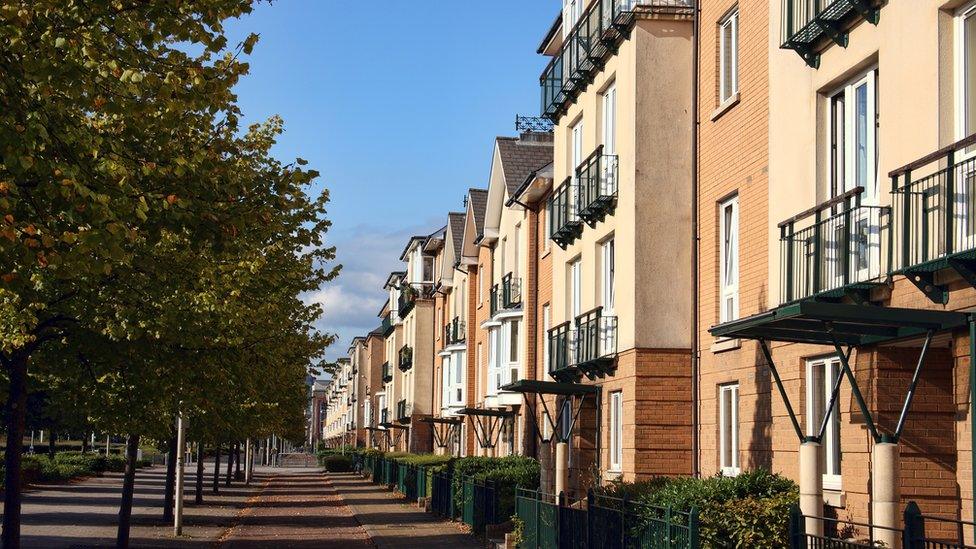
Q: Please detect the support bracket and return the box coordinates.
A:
[903,270,948,305]
[948,257,976,291]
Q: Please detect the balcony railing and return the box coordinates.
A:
[890,133,976,304]
[540,0,693,120]
[445,317,466,345]
[549,178,583,248]
[548,309,619,383]
[490,283,500,318]
[548,322,576,383]
[381,313,394,337]
[502,273,522,309]
[576,146,618,226]
[398,283,434,317]
[380,408,389,425]
[781,0,881,68]
[779,187,890,304]
[398,345,413,372]
[382,362,393,383]
[574,307,618,375]
[396,399,410,421]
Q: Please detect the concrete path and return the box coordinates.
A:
[327,472,483,549]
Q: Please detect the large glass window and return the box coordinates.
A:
[719,196,739,322]
[829,70,877,201]
[603,83,617,155]
[719,8,739,104]
[807,357,842,490]
[719,384,740,476]
[959,2,976,141]
[569,259,582,319]
[601,238,615,314]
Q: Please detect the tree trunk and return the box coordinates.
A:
[224,442,232,486]
[163,434,177,522]
[3,353,29,549]
[47,432,56,459]
[212,445,220,494]
[234,442,242,480]
[116,433,141,548]
[194,443,204,504]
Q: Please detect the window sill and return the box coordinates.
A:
[823,489,845,508]
[710,92,740,122]
[711,337,741,354]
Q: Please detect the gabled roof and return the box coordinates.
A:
[448,212,466,259]
[469,188,489,238]
[495,135,554,197]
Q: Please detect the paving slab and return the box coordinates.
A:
[327,472,483,549]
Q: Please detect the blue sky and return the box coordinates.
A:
[224,1,558,363]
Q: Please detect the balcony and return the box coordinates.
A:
[779,187,890,304]
[398,345,413,372]
[781,0,881,68]
[574,307,618,378]
[445,317,466,346]
[380,408,389,425]
[502,273,522,309]
[382,362,393,383]
[540,0,694,120]
[548,322,576,383]
[396,399,411,423]
[398,283,434,317]
[549,179,583,249]
[548,308,619,383]
[890,133,976,304]
[381,313,394,337]
[576,146,618,226]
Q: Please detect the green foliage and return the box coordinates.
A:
[510,515,525,548]
[322,454,353,473]
[388,453,452,467]
[451,456,540,514]
[600,469,798,548]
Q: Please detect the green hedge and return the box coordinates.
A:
[322,454,354,472]
[451,456,540,515]
[601,469,798,549]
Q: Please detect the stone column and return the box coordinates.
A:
[872,441,900,549]
[799,440,823,538]
[555,442,569,497]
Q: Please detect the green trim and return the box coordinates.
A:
[710,301,967,346]
[500,379,599,396]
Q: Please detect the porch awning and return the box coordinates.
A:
[709,301,968,346]
[418,417,462,425]
[456,407,515,418]
[500,379,600,396]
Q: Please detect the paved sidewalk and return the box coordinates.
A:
[327,472,483,549]
[218,467,371,548]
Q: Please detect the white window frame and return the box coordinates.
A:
[954,4,976,251]
[719,383,740,476]
[601,238,615,314]
[719,8,739,104]
[719,196,739,322]
[569,258,582,320]
[571,120,584,218]
[609,391,623,472]
[956,1,976,144]
[543,304,551,372]
[806,357,843,491]
[602,83,617,155]
[505,320,520,385]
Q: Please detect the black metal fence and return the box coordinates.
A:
[577,146,618,226]
[549,179,583,248]
[575,307,618,367]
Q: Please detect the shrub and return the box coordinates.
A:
[610,469,798,549]
[450,455,540,516]
[322,454,353,472]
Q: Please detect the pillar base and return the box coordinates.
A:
[872,442,900,549]
[799,441,823,538]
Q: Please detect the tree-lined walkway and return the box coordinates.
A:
[217,468,370,548]
[327,472,482,549]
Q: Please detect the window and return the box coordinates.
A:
[719,197,739,322]
[603,83,617,155]
[423,256,434,282]
[569,259,582,319]
[508,320,520,384]
[543,304,551,371]
[958,2,976,141]
[807,357,842,490]
[719,8,739,104]
[719,384,740,476]
[564,0,582,37]
[488,328,499,395]
[442,357,450,409]
[479,264,484,305]
[571,120,584,217]
[601,238,615,314]
[499,238,507,279]
[513,224,521,277]
[829,69,877,201]
[609,391,623,471]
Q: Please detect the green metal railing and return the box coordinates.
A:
[398,345,413,371]
[548,178,583,249]
[382,362,393,383]
[576,146,618,226]
[517,489,699,549]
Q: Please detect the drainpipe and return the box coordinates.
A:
[690,0,701,478]
[970,317,976,526]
